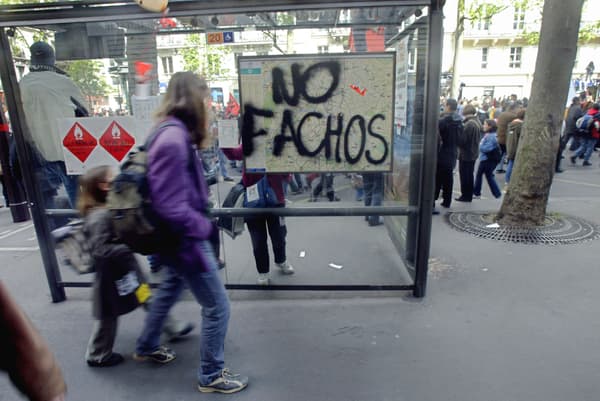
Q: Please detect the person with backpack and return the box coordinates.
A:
[77,166,193,368]
[220,145,295,285]
[473,119,502,199]
[562,97,585,153]
[494,102,519,174]
[133,72,248,394]
[570,103,600,166]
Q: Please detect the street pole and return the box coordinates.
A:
[0,113,30,223]
[0,28,65,302]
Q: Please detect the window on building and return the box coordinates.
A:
[513,6,525,30]
[476,9,491,30]
[509,47,522,68]
[477,18,490,30]
[318,45,329,54]
[481,48,488,69]
[161,56,174,74]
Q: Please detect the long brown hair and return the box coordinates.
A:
[77,165,111,216]
[154,71,210,148]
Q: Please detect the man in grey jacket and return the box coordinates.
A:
[455,104,481,202]
[19,42,88,211]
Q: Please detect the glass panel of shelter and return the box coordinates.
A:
[4,4,429,292]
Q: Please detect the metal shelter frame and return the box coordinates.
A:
[0,0,444,301]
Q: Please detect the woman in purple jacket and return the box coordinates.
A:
[221,146,294,285]
[133,72,248,394]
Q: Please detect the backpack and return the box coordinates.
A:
[243,175,280,208]
[216,183,246,239]
[486,145,502,164]
[106,122,180,255]
[51,219,94,275]
[575,112,599,136]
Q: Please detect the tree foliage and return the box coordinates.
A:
[462,0,507,29]
[181,33,202,74]
[62,60,111,104]
[181,33,231,80]
[519,0,598,44]
[206,45,231,79]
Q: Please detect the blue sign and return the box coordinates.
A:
[223,31,234,43]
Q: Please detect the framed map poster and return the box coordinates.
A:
[238,53,396,173]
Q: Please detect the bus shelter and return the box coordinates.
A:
[0,0,443,302]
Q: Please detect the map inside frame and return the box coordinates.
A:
[238,52,396,173]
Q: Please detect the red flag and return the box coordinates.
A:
[225,93,240,118]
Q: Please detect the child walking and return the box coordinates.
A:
[473,119,502,199]
[79,166,192,367]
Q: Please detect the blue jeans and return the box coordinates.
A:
[38,160,79,228]
[363,173,384,224]
[39,160,79,208]
[355,187,364,201]
[505,159,514,183]
[217,149,230,179]
[136,241,230,385]
[474,160,501,198]
[573,137,597,162]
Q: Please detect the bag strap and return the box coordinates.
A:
[141,120,178,152]
[141,120,207,214]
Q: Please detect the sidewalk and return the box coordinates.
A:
[1,162,599,401]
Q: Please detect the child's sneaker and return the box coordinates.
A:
[198,368,248,394]
[86,352,124,367]
[133,345,176,364]
[276,261,294,275]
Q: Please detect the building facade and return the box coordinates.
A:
[442,0,599,102]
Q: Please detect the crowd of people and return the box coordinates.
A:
[434,91,600,212]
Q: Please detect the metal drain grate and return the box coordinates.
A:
[445,211,600,245]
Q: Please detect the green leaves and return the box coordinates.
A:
[181,33,231,81]
[465,0,508,27]
[181,34,202,74]
[62,60,111,103]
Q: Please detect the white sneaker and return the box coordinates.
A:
[256,273,270,285]
[276,261,295,275]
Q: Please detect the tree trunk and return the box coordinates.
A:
[449,1,464,99]
[497,0,584,227]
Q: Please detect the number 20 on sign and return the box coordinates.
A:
[207,32,223,44]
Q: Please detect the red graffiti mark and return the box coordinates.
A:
[159,17,177,28]
[350,84,367,96]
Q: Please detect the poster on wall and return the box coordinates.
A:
[217,119,240,148]
[238,53,396,173]
[394,37,408,130]
[59,116,141,174]
[131,95,162,140]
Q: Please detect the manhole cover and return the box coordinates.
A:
[445,211,600,245]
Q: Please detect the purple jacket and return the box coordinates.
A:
[221,145,286,204]
[147,117,213,270]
